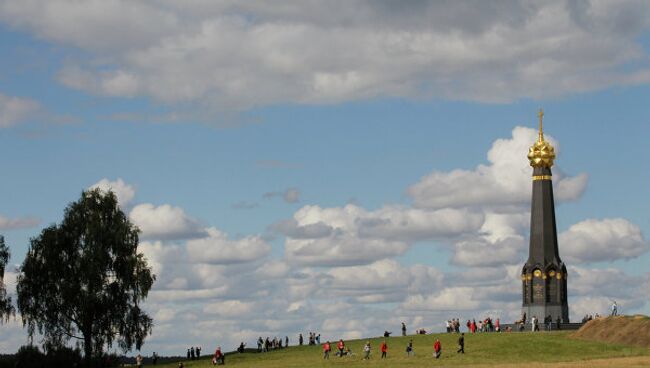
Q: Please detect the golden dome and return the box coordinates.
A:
[527,109,555,168]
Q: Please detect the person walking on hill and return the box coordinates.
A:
[337,339,345,357]
[433,339,442,359]
[323,341,331,359]
[611,300,618,316]
[402,322,407,336]
[380,340,388,359]
[299,333,303,346]
[457,333,465,354]
[363,341,371,360]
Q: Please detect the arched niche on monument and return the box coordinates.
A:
[545,268,558,303]
[532,268,544,303]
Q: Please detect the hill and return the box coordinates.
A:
[155,329,650,367]
[572,315,650,349]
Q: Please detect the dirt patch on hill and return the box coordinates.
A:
[496,356,650,367]
[571,315,650,348]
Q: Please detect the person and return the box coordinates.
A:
[237,342,246,353]
[337,339,345,357]
[187,348,190,360]
[190,346,195,360]
[612,300,618,316]
[556,316,562,330]
[383,330,392,337]
[136,353,143,368]
[380,340,388,359]
[546,315,553,331]
[152,352,158,365]
[323,341,331,359]
[531,316,537,332]
[457,333,465,354]
[406,339,414,356]
[495,318,500,332]
[213,346,225,365]
[299,333,303,346]
[316,334,321,344]
[433,339,441,359]
[363,341,371,360]
[402,322,407,336]
[285,336,289,347]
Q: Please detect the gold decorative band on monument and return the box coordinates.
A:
[532,175,552,181]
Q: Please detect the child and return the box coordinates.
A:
[406,339,414,356]
[363,341,371,360]
[433,338,442,359]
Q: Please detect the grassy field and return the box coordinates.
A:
[155,331,650,367]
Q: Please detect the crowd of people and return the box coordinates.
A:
[444,317,501,333]
[256,336,289,352]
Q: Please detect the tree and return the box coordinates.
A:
[17,189,155,366]
[0,235,15,322]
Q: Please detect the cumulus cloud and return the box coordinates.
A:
[0,214,39,230]
[89,177,136,207]
[408,126,588,209]
[0,93,40,127]
[186,227,271,265]
[560,218,649,264]
[281,204,483,267]
[3,1,650,112]
[130,203,206,240]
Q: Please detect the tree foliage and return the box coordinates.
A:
[0,235,15,322]
[16,189,155,365]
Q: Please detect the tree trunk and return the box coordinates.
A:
[83,330,93,368]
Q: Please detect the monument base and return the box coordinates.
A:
[523,304,569,324]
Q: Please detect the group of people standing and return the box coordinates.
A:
[445,317,501,334]
[300,331,320,345]
[185,346,201,360]
[257,336,289,352]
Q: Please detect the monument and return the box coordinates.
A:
[521,110,569,323]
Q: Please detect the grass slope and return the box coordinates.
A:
[156,331,650,367]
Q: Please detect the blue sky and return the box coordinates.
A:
[1,0,650,356]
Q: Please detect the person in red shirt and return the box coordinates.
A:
[495,318,501,332]
[323,341,331,359]
[433,339,442,359]
[213,346,224,365]
[337,339,345,357]
[380,341,388,359]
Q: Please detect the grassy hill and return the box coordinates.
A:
[155,330,650,367]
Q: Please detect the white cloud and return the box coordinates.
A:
[281,204,482,267]
[560,218,649,264]
[186,227,270,265]
[130,203,205,240]
[0,93,40,127]
[408,126,588,209]
[0,215,39,230]
[89,178,136,207]
[3,2,650,112]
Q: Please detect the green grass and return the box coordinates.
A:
[156,332,650,367]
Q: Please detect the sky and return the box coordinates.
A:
[1,0,650,357]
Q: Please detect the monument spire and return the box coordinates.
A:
[538,108,544,142]
[521,109,569,324]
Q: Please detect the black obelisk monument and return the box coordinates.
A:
[521,110,569,323]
